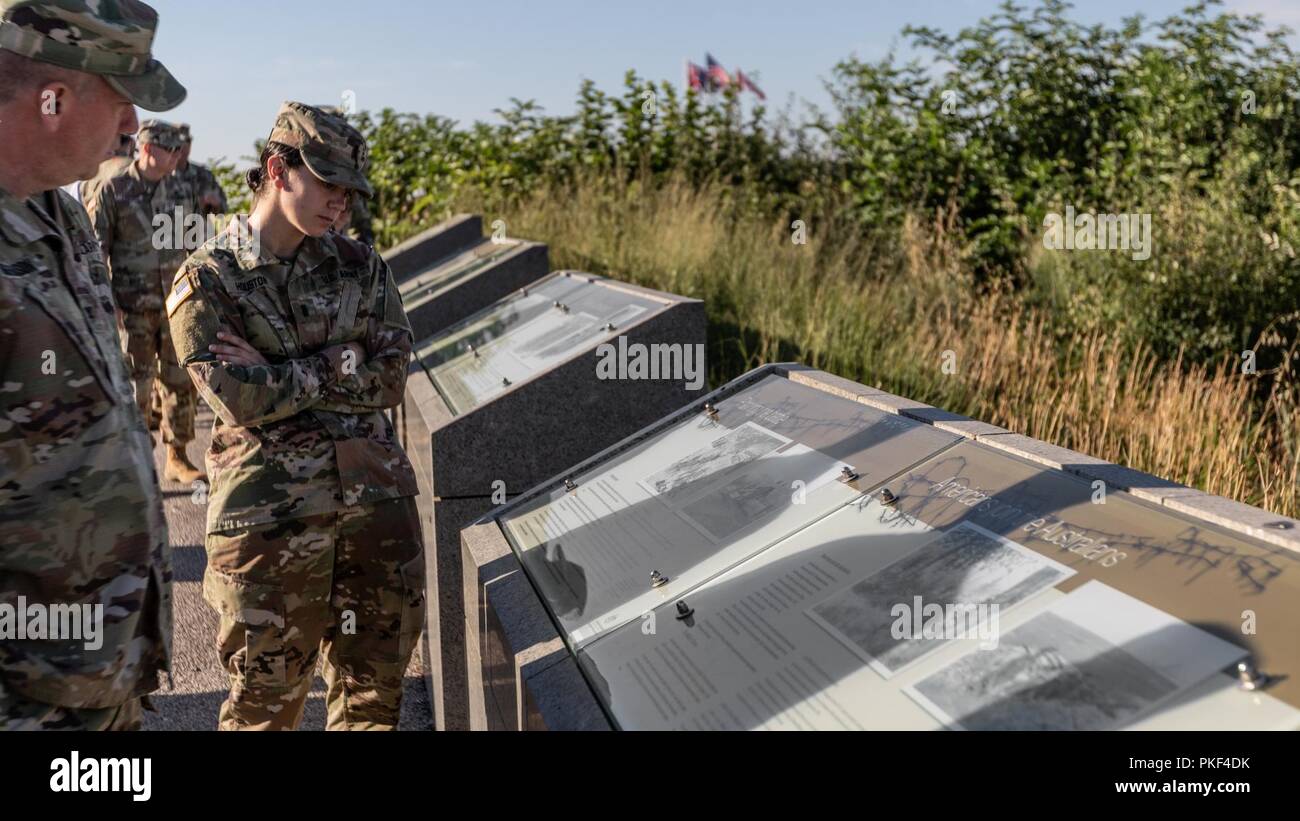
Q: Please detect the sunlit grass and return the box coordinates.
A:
[442,175,1299,518]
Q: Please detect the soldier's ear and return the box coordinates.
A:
[266,155,288,190]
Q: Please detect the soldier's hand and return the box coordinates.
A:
[210,331,270,367]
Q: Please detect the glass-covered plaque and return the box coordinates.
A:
[400,239,522,306]
[413,275,660,414]
[499,373,960,647]
[573,439,1298,730]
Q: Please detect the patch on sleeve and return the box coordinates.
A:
[381,268,412,332]
[166,273,195,317]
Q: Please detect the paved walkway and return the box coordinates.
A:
[141,406,432,731]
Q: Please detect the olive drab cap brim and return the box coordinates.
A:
[267,101,374,198]
[137,118,183,150]
[0,0,186,111]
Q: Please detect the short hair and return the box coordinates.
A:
[0,50,90,106]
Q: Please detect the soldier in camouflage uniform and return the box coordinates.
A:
[89,119,206,484]
[333,188,375,246]
[0,0,184,730]
[141,122,225,432]
[167,102,424,731]
[175,123,228,216]
[79,133,134,213]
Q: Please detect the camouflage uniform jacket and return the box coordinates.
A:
[167,224,419,533]
[88,160,196,312]
[0,187,172,709]
[175,160,227,216]
[78,156,132,215]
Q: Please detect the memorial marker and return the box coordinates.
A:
[462,364,1300,730]
[399,270,706,730]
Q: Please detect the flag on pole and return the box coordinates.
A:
[686,61,709,91]
[735,68,766,100]
[705,53,731,90]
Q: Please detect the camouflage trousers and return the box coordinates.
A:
[121,305,194,446]
[204,496,425,731]
[0,678,141,730]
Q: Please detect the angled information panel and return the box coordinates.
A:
[402,239,525,304]
[385,213,483,283]
[397,237,548,341]
[415,273,662,414]
[499,372,960,647]
[572,439,1300,730]
[402,269,706,731]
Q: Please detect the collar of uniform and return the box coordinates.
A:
[223,220,279,271]
[295,233,335,276]
[0,186,59,248]
[220,222,335,274]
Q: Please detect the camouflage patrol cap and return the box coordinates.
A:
[138,118,182,150]
[268,101,373,198]
[178,122,192,144]
[0,0,186,111]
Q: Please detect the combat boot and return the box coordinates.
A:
[164,446,205,484]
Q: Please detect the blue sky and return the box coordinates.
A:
[145,0,1298,168]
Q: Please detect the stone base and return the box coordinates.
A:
[461,521,610,731]
[425,495,501,732]
[384,214,483,283]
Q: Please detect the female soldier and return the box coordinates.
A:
[166,102,424,731]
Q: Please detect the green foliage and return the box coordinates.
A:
[207,157,250,215]
[224,0,1300,368]
[344,71,832,249]
[824,0,1300,359]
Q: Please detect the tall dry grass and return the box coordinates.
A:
[451,176,1299,517]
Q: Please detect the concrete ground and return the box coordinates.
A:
[142,406,432,731]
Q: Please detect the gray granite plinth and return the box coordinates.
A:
[401,273,706,730]
[384,214,483,283]
[403,241,549,341]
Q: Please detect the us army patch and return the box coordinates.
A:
[166,274,195,317]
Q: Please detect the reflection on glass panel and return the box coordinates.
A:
[577,500,1248,730]
[413,275,659,414]
[500,373,960,648]
[571,434,1299,730]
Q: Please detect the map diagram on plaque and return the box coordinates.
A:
[806,522,1074,678]
[903,581,1248,730]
